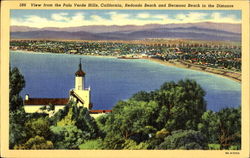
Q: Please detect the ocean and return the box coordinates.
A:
[10,51,241,111]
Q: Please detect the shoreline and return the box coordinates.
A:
[11,49,117,58]
[146,58,241,83]
[11,49,241,83]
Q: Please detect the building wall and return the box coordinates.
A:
[24,105,66,114]
[72,89,91,109]
[90,113,106,119]
[24,105,108,119]
[24,105,44,113]
[75,76,83,90]
[54,105,66,112]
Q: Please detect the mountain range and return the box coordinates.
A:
[10,22,241,42]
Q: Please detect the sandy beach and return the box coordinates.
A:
[147,58,241,83]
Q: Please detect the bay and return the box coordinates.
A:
[10,51,241,111]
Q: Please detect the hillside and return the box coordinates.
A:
[11,22,241,41]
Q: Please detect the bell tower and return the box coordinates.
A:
[75,59,85,90]
[70,59,91,109]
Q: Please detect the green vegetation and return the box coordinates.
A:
[50,125,86,149]
[9,67,241,150]
[14,136,53,149]
[9,67,99,149]
[156,130,207,150]
[9,67,27,148]
[79,139,104,149]
[9,67,25,111]
[97,80,208,149]
[198,108,241,149]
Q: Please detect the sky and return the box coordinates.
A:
[11,10,241,28]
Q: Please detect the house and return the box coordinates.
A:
[23,59,111,117]
[24,96,68,113]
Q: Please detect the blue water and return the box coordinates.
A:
[10,51,241,111]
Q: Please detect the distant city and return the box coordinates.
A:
[10,39,241,72]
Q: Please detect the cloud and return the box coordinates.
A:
[11,11,241,28]
[175,12,208,23]
[51,13,69,21]
[110,13,130,21]
[188,12,208,20]
[174,12,240,24]
[176,14,186,20]
[209,12,241,23]
[25,15,49,23]
[90,15,103,21]
[137,13,151,19]
[71,12,85,22]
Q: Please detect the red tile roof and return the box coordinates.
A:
[75,69,85,77]
[24,98,68,106]
[89,110,112,114]
[75,61,85,77]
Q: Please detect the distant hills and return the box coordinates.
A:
[10,22,241,42]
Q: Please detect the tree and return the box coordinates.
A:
[56,107,76,126]
[25,117,51,140]
[198,110,220,144]
[156,130,207,150]
[50,125,87,149]
[9,67,27,148]
[14,136,53,149]
[55,105,99,139]
[122,139,149,150]
[131,91,154,102]
[9,67,25,97]
[9,67,25,111]
[162,80,206,131]
[217,107,241,149]
[79,139,104,150]
[102,100,158,149]
[198,107,241,149]
[102,80,207,149]
[96,114,108,138]
[9,107,28,149]
[49,104,70,125]
[131,79,207,131]
[103,134,126,149]
[49,104,100,149]
[71,106,99,139]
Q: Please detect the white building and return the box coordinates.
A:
[23,59,111,117]
[69,59,91,109]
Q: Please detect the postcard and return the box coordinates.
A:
[1,0,249,158]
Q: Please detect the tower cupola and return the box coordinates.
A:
[75,59,85,90]
[75,59,85,77]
